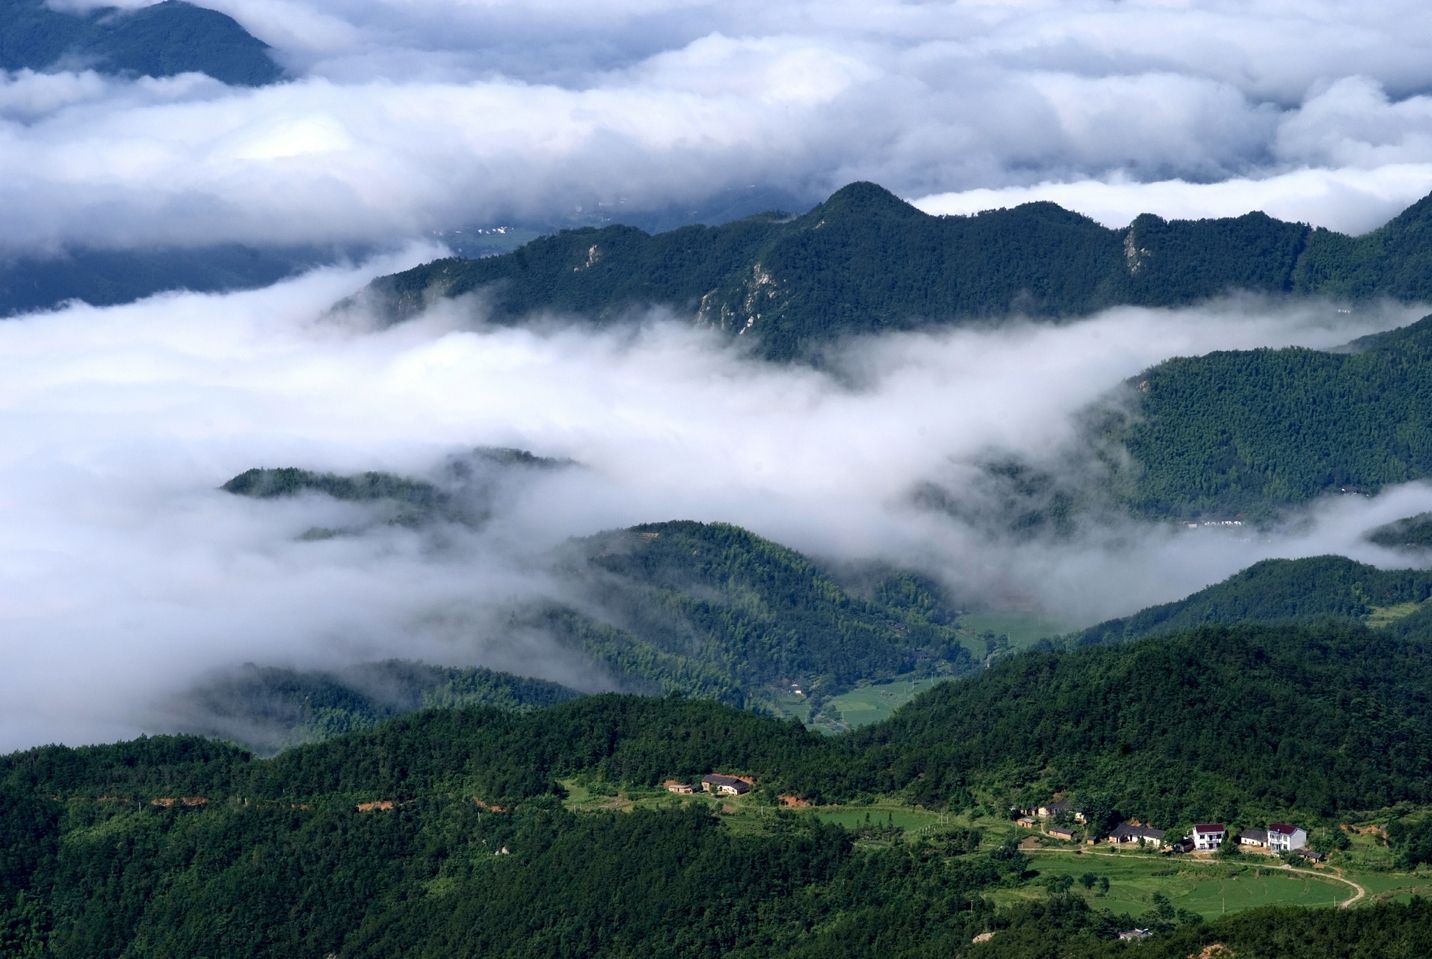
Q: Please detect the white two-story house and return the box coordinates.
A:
[1191,823,1226,851]
[1267,823,1307,853]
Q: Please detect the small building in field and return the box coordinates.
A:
[1045,825,1076,841]
[1268,823,1308,853]
[664,780,695,795]
[1191,823,1226,851]
[1167,836,1195,854]
[1238,827,1268,848]
[1016,815,1038,829]
[701,774,752,796]
[1108,822,1165,848]
[1035,798,1086,822]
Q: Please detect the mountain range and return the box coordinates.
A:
[354,181,1432,361]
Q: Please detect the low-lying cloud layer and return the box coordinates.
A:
[2,256,1430,751]
[8,2,1432,255]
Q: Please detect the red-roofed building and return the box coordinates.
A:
[1267,823,1308,852]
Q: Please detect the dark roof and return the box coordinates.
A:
[1240,828,1268,843]
[1111,822,1165,841]
[1269,822,1301,835]
[702,774,751,792]
[1193,823,1225,833]
[1042,799,1071,813]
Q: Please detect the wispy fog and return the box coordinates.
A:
[1,257,1429,750]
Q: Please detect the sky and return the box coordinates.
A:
[8,0,1432,256]
[6,2,1432,749]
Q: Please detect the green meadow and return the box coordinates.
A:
[993,849,1354,919]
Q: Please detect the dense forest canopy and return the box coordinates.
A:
[5,617,1432,956]
[9,620,1432,832]
[1105,315,1432,517]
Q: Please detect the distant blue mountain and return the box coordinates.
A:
[0,243,362,317]
[0,0,283,86]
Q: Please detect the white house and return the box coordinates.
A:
[1034,799,1086,822]
[1036,799,1070,818]
[1191,823,1226,851]
[701,774,752,796]
[1238,827,1268,848]
[1267,823,1308,853]
[1108,822,1165,848]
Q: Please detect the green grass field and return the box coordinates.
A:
[957,611,1068,653]
[1366,600,1429,627]
[800,802,954,835]
[992,849,1354,919]
[1347,869,1432,904]
[824,677,949,728]
[819,610,1073,730]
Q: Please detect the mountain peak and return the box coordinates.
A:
[811,181,922,220]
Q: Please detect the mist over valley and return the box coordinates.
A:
[7,4,1432,957]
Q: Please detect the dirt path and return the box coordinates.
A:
[1023,847,1366,907]
[1280,863,1365,908]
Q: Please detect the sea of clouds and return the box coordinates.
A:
[7,0,1432,749]
[2,258,1430,749]
[8,0,1432,256]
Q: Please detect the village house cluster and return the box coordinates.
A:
[1018,799,1317,860]
[664,774,754,797]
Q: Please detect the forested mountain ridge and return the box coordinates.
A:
[1105,314,1432,516]
[1072,556,1432,646]
[547,520,973,703]
[0,0,283,85]
[170,660,584,755]
[352,180,1432,360]
[1368,511,1432,550]
[15,621,1428,824]
[846,622,1432,822]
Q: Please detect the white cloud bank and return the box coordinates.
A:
[0,257,1429,750]
[9,2,1432,254]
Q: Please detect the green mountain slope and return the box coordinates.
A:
[539,521,974,706]
[1106,315,1432,516]
[0,244,350,319]
[1074,556,1432,646]
[173,661,583,754]
[351,181,1432,361]
[0,0,282,85]
[1368,512,1432,550]
[853,622,1432,822]
[4,651,1432,957]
